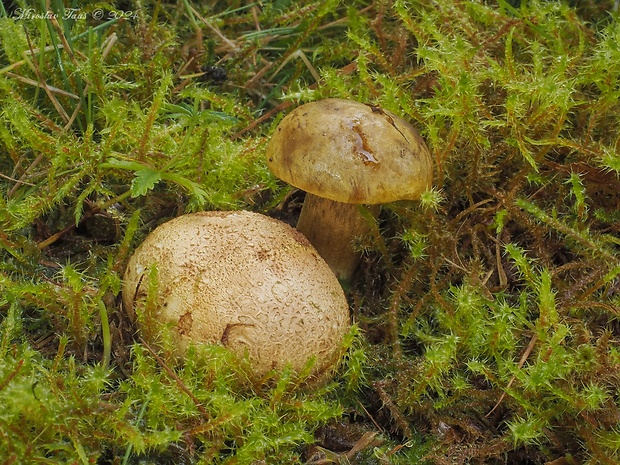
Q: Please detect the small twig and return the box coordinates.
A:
[4,72,79,99]
[345,431,381,461]
[243,59,275,90]
[49,17,79,66]
[267,49,321,83]
[64,97,84,132]
[37,222,78,250]
[357,399,384,434]
[486,334,538,418]
[374,380,413,438]
[188,4,238,52]
[0,172,36,187]
[23,30,71,124]
[101,32,118,60]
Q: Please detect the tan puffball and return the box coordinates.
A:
[122,210,350,379]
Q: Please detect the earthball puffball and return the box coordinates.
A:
[122,210,350,379]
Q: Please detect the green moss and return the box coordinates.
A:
[2,0,620,463]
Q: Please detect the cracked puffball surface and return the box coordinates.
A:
[122,210,350,379]
[266,98,433,204]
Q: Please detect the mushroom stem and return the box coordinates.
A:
[296,193,377,283]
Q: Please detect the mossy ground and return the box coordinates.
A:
[1,1,620,464]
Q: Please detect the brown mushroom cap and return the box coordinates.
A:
[122,211,349,378]
[266,98,433,204]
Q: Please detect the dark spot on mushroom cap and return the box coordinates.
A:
[178,311,193,336]
[350,121,379,165]
[256,247,269,261]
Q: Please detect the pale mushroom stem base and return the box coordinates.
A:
[296,193,378,283]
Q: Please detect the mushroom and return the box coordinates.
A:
[266,98,433,283]
[122,210,349,380]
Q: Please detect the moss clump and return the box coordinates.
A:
[1,0,620,464]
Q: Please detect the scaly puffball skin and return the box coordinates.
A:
[122,210,350,379]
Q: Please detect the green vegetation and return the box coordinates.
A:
[1,0,620,463]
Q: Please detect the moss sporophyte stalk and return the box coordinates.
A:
[1,0,620,463]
